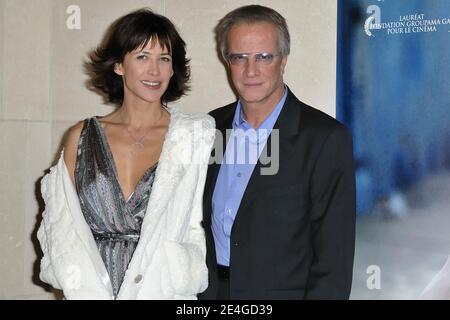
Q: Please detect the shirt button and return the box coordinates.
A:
[134,275,143,283]
[234,242,239,247]
[237,172,242,177]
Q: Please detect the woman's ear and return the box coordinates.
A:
[114,63,124,76]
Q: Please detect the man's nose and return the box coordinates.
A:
[244,58,258,77]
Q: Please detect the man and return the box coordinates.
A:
[200,5,356,300]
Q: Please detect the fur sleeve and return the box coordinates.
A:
[37,155,113,299]
[164,115,215,297]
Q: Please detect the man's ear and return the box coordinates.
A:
[114,63,124,76]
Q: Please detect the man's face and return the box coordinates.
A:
[226,22,287,108]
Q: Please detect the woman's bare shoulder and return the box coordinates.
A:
[63,120,85,179]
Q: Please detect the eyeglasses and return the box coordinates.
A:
[227,52,280,66]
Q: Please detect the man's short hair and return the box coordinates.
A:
[215,5,290,60]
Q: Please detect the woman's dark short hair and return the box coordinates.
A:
[87,8,190,106]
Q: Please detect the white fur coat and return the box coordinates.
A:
[37,108,215,299]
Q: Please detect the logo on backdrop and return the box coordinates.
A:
[364,4,382,37]
[364,1,450,37]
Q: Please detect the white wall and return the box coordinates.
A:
[0,0,337,299]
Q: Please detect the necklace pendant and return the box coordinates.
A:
[133,141,145,149]
[130,141,144,157]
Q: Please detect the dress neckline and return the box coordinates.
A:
[92,117,158,205]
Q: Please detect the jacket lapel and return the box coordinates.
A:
[59,153,114,295]
[202,104,235,274]
[232,88,303,223]
[117,107,186,297]
[135,107,185,240]
[203,104,236,226]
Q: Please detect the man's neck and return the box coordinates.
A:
[240,86,286,129]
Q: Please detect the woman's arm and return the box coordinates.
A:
[63,121,84,185]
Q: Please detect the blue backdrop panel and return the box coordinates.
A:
[337,0,450,214]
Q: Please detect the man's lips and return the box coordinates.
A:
[243,83,263,86]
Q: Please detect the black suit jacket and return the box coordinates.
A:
[199,88,356,300]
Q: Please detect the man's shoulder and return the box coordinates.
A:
[283,88,343,128]
[302,103,341,127]
[208,102,236,121]
[294,99,348,135]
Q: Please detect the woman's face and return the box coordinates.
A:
[114,39,174,106]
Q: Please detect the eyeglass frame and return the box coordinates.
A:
[226,52,282,66]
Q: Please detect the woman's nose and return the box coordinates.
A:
[146,60,160,76]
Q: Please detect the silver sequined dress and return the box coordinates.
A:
[75,117,157,298]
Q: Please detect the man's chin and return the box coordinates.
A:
[241,99,264,106]
[239,92,267,105]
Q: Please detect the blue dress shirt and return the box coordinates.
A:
[211,87,288,266]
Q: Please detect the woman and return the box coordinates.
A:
[37,8,215,299]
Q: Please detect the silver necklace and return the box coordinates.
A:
[126,127,149,150]
[123,108,163,155]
